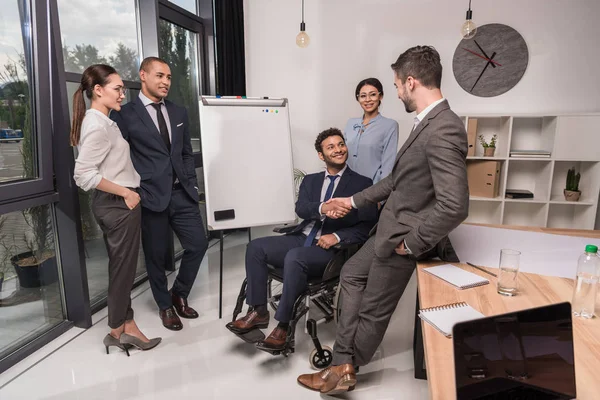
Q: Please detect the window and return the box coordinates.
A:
[57,0,140,81]
[0,0,36,186]
[58,0,145,306]
[0,205,65,359]
[159,19,202,152]
[168,0,198,15]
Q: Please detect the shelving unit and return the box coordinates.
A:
[463,114,600,230]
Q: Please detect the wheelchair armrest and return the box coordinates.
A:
[273,223,301,234]
[320,242,363,281]
[331,242,356,251]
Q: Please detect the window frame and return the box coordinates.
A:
[0,0,55,205]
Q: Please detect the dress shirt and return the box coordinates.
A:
[414,97,446,128]
[344,113,399,184]
[302,165,347,242]
[138,92,172,141]
[74,108,140,191]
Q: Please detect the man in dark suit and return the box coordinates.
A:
[111,57,208,331]
[297,46,470,394]
[227,128,377,351]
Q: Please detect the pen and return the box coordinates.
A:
[466,262,497,278]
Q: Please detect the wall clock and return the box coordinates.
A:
[452,23,529,97]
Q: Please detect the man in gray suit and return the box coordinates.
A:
[297,45,469,395]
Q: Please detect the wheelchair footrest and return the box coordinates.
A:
[256,342,295,356]
[226,324,266,344]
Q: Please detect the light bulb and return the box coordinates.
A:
[461,19,477,39]
[296,31,310,48]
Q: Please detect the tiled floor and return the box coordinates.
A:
[0,229,430,399]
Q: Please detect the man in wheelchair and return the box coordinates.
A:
[226,128,377,353]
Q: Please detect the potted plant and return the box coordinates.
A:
[564,167,581,202]
[293,168,306,199]
[479,134,497,157]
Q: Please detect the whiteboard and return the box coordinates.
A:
[199,96,296,230]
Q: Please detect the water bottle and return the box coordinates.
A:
[572,244,600,319]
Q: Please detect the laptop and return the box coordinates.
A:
[452,302,576,400]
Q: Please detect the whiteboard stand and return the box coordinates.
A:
[219,230,224,319]
[199,96,296,318]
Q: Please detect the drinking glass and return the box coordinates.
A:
[497,249,521,296]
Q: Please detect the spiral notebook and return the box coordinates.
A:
[423,264,489,289]
[419,302,485,338]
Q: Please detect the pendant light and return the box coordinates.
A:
[461,0,477,39]
[296,0,310,48]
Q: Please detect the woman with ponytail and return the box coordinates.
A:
[72,64,161,355]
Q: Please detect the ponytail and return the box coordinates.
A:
[70,86,86,146]
[69,64,118,146]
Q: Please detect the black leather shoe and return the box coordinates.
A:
[159,307,183,331]
[171,292,199,319]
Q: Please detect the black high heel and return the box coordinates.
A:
[103,334,131,356]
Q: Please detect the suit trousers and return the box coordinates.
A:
[332,235,416,366]
[92,189,141,329]
[141,186,208,310]
[245,234,336,323]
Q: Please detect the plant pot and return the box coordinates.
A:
[484,147,496,157]
[563,189,581,202]
[10,252,58,288]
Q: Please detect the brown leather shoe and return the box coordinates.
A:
[171,292,199,319]
[159,307,183,331]
[228,309,269,333]
[297,364,356,394]
[256,326,290,351]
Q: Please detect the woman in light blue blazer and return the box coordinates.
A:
[344,78,399,184]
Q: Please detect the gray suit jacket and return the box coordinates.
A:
[354,100,469,259]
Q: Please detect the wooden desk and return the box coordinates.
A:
[416,261,600,400]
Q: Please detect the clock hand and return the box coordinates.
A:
[470,51,497,92]
[473,40,496,68]
[462,48,502,67]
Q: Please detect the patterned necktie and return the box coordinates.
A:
[304,175,339,247]
[151,103,171,152]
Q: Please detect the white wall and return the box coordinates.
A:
[243,0,600,173]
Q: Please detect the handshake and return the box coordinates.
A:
[322,197,353,219]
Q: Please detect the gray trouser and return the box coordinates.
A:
[92,189,141,329]
[332,235,416,366]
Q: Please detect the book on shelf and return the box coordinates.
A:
[505,189,534,199]
[510,149,551,158]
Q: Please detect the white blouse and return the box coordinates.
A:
[73,108,140,191]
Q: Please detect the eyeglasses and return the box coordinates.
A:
[113,87,128,95]
[357,92,380,102]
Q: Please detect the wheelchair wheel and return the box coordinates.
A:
[267,278,283,312]
[333,284,343,324]
[309,345,333,370]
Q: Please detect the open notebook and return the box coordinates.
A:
[423,264,489,289]
[419,302,485,338]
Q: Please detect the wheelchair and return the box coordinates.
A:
[229,224,362,369]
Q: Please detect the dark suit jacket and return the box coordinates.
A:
[292,167,377,245]
[111,97,198,212]
[354,100,469,259]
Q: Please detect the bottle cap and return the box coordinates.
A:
[585,244,598,253]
